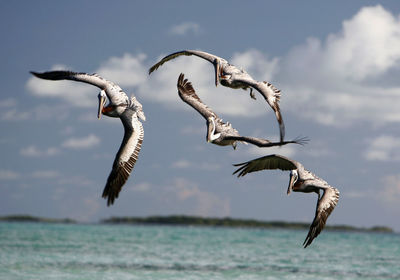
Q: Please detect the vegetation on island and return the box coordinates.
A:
[0,215,76,224]
[0,214,393,233]
[101,215,394,233]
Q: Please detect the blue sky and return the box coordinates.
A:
[1,1,400,231]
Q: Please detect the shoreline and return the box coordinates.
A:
[0,214,394,233]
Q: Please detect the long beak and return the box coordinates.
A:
[287,173,295,195]
[214,60,220,87]
[97,95,105,119]
[206,118,214,142]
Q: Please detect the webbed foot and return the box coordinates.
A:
[249,88,256,100]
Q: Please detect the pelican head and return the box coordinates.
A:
[97,90,107,119]
[287,169,298,195]
[207,116,221,142]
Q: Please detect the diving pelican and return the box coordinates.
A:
[177,74,306,149]
[30,70,145,206]
[149,50,285,142]
[233,154,339,248]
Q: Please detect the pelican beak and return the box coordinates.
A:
[287,173,295,195]
[214,60,220,87]
[206,118,214,142]
[97,94,106,119]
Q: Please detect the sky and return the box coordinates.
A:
[1,1,400,231]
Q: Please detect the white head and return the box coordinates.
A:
[287,169,298,195]
[97,90,107,119]
[207,116,221,142]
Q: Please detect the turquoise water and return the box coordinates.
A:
[0,223,399,280]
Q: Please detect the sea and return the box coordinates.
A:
[0,222,399,280]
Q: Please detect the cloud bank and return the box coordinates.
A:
[26,5,400,128]
[168,22,201,36]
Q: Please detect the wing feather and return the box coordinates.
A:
[30,70,109,89]
[233,154,298,177]
[224,136,308,148]
[303,187,340,248]
[234,77,285,141]
[30,70,128,105]
[102,111,144,206]
[177,73,218,121]
[149,50,221,74]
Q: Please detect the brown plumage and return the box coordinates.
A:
[177,74,307,149]
[150,50,286,141]
[31,70,146,206]
[234,154,339,248]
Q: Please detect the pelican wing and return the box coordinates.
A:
[234,76,285,142]
[233,154,299,177]
[224,136,308,148]
[30,70,128,105]
[177,73,218,121]
[102,110,144,206]
[149,50,222,74]
[303,187,340,248]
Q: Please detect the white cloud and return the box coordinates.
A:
[0,108,31,121]
[172,159,192,169]
[244,144,298,158]
[62,134,100,149]
[168,22,201,35]
[231,49,279,82]
[324,5,400,81]
[26,6,400,128]
[180,125,204,136]
[168,177,230,217]
[129,182,151,192]
[25,50,278,122]
[57,175,94,186]
[0,169,20,180]
[0,99,70,122]
[0,98,17,108]
[131,178,230,217]
[279,5,400,126]
[27,64,98,108]
[171,159,222,171]
[20,145,60,157]
[31,170,60,179]
[97,53,147,88]
[377,174,400,206]
[59,126,75,135]
[143,50,278,118]
[365,135,400,161]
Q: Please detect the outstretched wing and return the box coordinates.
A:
[233,154,299,177]
[224,136,308,148]
[303,187,340,248]
[177,73,219,121]
[149,50,221,74]
[234,76,285,142]
[30,70,128,105]
[102,110,144,206]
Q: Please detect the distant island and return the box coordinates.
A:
[0,214,393,233]
[0,215,76,224]
[100,215,394,233]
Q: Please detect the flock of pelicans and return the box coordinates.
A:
[31,49,340,248]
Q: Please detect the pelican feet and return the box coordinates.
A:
[249,88,256,100]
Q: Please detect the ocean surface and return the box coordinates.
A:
[0,222,399,280]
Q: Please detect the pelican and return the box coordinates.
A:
[149,50,285,142]
[30,70,146,206]
[233,154,339,248]
[177,74,307,149]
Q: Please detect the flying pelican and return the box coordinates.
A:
[30,70,146,206]
[177,74,307,149]
[149,50,285,142]
[233,154,339,248]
